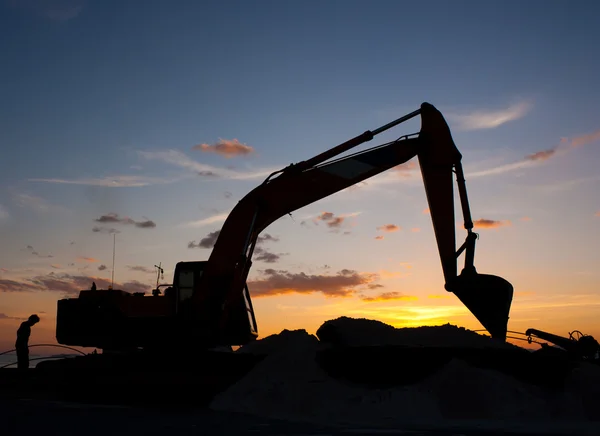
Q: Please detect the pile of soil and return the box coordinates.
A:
[210,317,600,428]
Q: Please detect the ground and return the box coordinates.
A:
[1,399,598,436]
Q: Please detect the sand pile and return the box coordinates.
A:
[210,317,600,428]
[316,316,521,349]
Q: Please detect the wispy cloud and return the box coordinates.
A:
[192,138,255,158]
[94,213,156,229]
[77,257,98,263]
[26,245,53,258]
[1,272,149,296]
[92,226,121,234]
[473,218,512,229]
[377,224,401,233]
[188,230,220,249]
[29,174,182,188]
[360,292,418,302]
[468,126,600,178]
[248,268,379,298]
[447,101,532,131]
[183,212,229,228]
[138,149,278,180]
[567,129,600,148]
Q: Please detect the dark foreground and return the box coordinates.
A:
[1,398,599,436]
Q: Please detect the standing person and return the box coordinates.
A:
[15,314,40,370]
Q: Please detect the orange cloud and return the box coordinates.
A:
[525,148,557,161]
[422,208,430,215]
[428,294,451,299]
[520,216,532,222]
[248,268,378,298]
[314,212,350,228]
[392,161,418,177]
[375,235,384,240]
[411,227,421,232]
[595,211,600,217]
[361,292,418,302]
[77,257,98,262]
[378,269,407,279]
[473,218,512,229]
[377,224,400,233]
[569,130,600,148]
[192,138,254,158]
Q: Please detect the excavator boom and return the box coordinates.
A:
[191,103,514,343]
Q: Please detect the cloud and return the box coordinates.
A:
[29,174,181,187]
[525,148,557,161]
[184,212,229,228]
[392,161,418,177]
[0,279,40,292]
[92,226,121,234]
[428,294,451,299]
[361,292,418,302]
[77,257,98,263]
[422,208,430,215]
[377,224,400,233]
[192,138,255,158]
[447,101,532,131]
[253,248,281,263]
[411,227,421,232]
[11,192,54,212]
[375,235,384,240]
[94,213,156,229]
[1,272,150,295]
[127,265,154,274]
[469,127,600,179]
[520,216,532,222]
[26,245,53,258]
[50,264,61,269]
[138,150,277,180]
[313,211,360,229]
[596,211,600,218]
[473,218,512,229]
[0,313,21,320]
[568,130,600,148]
[248,268,378,298]
[256,233,279,245]
[224,191,233,199]
[98,265,107,271]
[188,230,220,249]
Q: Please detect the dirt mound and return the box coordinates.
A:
[237,329,321,355]
[317,316,519,349]
[210,317,600,427]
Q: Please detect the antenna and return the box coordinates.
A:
[111,233,116,289]
[154,262,164,289]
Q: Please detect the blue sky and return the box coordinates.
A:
[1,0,600,348]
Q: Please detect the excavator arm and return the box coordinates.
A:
[191,103,514,343]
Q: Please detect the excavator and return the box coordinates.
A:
[54,102,514,357]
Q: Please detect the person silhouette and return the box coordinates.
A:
[16,314,40,370]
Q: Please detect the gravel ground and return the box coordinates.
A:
[1,398,599,436]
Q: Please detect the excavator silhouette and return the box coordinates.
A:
[55,103,514,355]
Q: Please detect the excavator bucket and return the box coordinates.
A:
[445,273,514,341]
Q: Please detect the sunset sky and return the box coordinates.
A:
[1,0,599,353]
